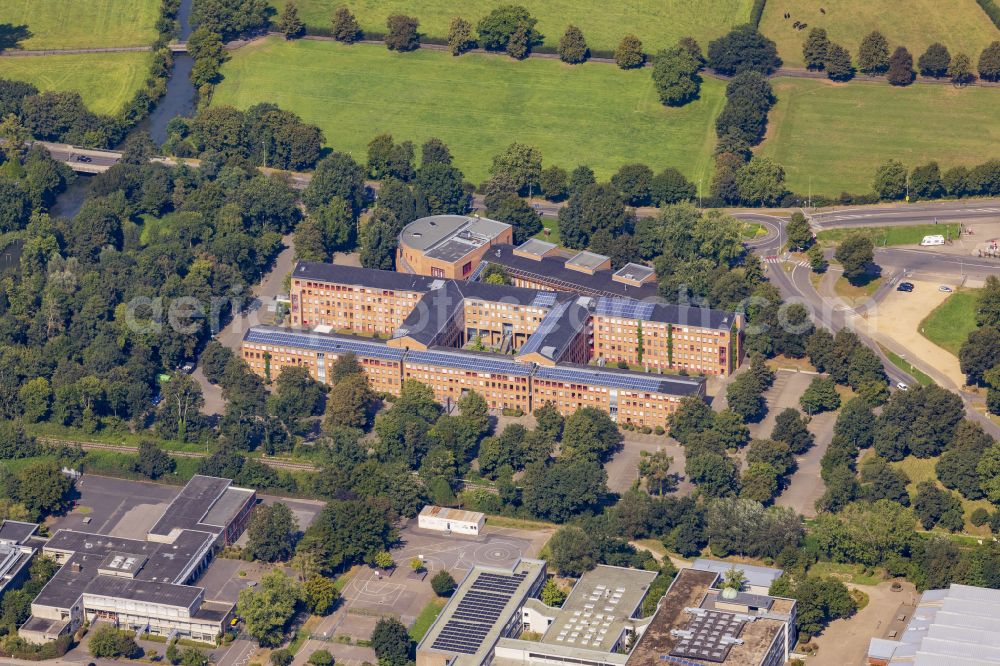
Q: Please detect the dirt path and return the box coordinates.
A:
[808,580,918,666]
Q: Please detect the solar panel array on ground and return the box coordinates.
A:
[430,571,528,655]
[243,328,405,361]
[406,349,532,377]
[594,296,655,321]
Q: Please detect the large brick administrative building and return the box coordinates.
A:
[244,244,742,428]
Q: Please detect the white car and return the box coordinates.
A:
[896,382,910,391]
[938,285,953,293]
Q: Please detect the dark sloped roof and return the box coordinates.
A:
[244,327,405,361]
[293,261,438,292]
[534,364,705,396]
[392,280,466,346]
[517,299,591,362]
[483,244,661,300]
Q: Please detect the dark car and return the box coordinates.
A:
[76,155,93,163]
[896,282,914,292]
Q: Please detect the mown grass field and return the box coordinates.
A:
[760,0,1000,69]
[213,38,725,184]
[817,223,962,246]
[0,51,153,114]
[920,289,980,355]
[758,77,1000,195]
[0,0,160,49]
[271,0,754,53]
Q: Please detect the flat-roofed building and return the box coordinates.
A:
[494,564,659,665]
[398,215,513,280]
[628,568,796,666]
[0,521,38,601]
[418,506,485,535]
[20,476,255,645]
[692,560,784,596]
[417,558,547,666]
[867,584,1000,665]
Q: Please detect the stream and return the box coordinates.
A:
[50,0,198,217]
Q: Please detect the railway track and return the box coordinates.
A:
[36,437,319,472]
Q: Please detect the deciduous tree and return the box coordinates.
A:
[558,25,588,63]
[887,46,915,86]
[447,16,476,55]
[331,7,362,43]
[803,28,830,70]
[385,15,420,52]
[918,43,951,77]
[615,34,645,69]
[857,31,890,74]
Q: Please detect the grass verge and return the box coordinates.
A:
[409,599,446,642]
[535,217,561,245]
[0,51,154,115]
[758,77,1000,196]
[0,0,161,50]
[213,38,725,184]
[272,0,755,53]
[878,344,934,386]
[816,223,962,247]
[833,274,882,306]
[919,290,980,355]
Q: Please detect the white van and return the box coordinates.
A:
[920,235,945,246]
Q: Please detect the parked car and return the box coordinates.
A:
[938,285,953,292]
[897,282,914,292]
[180,362,195,374]
[896,382,910,391]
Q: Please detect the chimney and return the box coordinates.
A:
[70,562,81,573]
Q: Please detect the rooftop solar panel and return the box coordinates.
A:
[534,365,699,395]
[244,328,405,361]
[530,291,558,308]
[594,296,655,321]
[406,349,532,377]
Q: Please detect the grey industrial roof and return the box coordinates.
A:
[482,244,661,299]
[148,475,250,538]
[35,528,216,611]
[613,263,656,283]
[293,261,438,292]
[0,520,37,545]
[400,215,510,255]
[514,238,557,257]
[540,565,658,652]
[534,364,705,397]
[691,559,783,589]
[872,584,1000,665]
[245,327,406,362]
[410,348,533,377]
[566,251,610,271]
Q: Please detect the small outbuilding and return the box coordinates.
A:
[418,506,485,535]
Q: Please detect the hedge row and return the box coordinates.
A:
[975,0,1000,29]
[749,0,768,29]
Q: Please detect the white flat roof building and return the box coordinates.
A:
[418,506,485,535]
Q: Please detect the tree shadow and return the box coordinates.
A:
[0,24,32,52]
[845,262,882,288]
